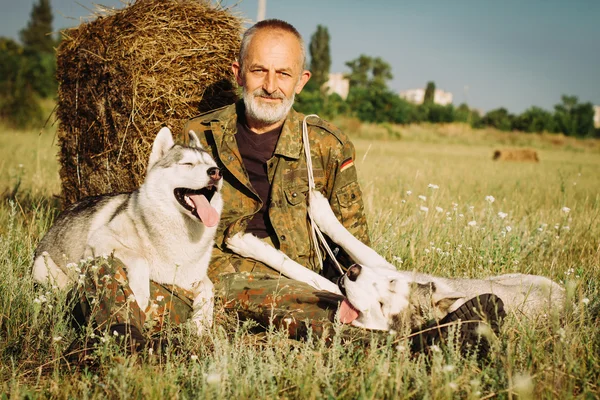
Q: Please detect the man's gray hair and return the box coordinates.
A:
[238,19,306,71]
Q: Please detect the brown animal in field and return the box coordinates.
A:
[493,149,539,162]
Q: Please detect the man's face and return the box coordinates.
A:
[233,29,311,126]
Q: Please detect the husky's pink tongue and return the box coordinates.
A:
[339,299,359,324]
[189,194,219,227]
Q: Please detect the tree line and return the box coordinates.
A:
[0,0,58,129]
[296,25,599,139]
[1,4,597,138]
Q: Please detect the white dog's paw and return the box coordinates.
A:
[225,232,253,257]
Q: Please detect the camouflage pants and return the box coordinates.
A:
[73,257,352,341]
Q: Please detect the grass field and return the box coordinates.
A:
[1,120,599,398]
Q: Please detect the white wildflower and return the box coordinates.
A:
[443,364,455,373]
[401,199,406,204]
[506,226,512,232]
[206,372,221,385]
[406,190,412,196]
[561,206,571,214]
[190,354,198,361]
[582,298,590,305]
[468,220,477,227]
[418,195,427,201]
[430,344,441,353]
[424,248,430,254]
[448,382,458,391]
[436,206,444,213]
[156,295,165,302]
[392,255,403,264]
[53,336,62,342]
[498,211,508,219]
[485,195,495,203]
[428,183,439,189]
[459,213,464,218]
[420,206,429,213]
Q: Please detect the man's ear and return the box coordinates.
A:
[295,70,311,94]
[232,61,243,86]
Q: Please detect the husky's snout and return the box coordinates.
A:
[208,167,222,181]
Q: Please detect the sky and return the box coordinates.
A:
[1,0,599,113]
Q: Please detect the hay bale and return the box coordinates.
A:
[493,148,539,162]
[56,0,242,205]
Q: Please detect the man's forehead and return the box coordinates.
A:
[245,29,303,67]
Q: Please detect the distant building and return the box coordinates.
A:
[322,73,349,100]
[594,105,600,129]
[399,88,453,106]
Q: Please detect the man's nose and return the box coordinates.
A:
[262,71,277,94]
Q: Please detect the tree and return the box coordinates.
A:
[19,0,56,54]
[309,25,331,90]
[0,38,44,128]
[344,55,372,90]
[423,81,435,105]
[480,108,514,131]
[513,106,557,133]
[370,57,393,91]
[554,95,595,137]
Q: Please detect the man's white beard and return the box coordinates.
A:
[243,88,295,125]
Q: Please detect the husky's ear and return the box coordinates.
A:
[148,127,175,170]
[188,130,204,149]
[432,290,466,314]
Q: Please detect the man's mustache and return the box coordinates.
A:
[253,89,285,100]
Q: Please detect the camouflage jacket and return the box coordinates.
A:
[184,101,370,277]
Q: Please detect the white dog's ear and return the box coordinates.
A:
[188,130,204,149]
[432,291,466,314]
[148,127,175,170]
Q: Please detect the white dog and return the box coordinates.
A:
[32,127,223,334]
[226,189,566,331]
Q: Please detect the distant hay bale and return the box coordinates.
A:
[56,0,242,205]
[493,148,539,162]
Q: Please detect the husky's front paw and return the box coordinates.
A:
[191,278,214,335]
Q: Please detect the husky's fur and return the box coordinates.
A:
[32,127,223,334]
[226,189,566,331]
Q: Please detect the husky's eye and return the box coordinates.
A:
[178,162,194,166]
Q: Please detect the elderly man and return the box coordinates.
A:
[183,19,370,338]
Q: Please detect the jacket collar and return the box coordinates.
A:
[215,101,304,160]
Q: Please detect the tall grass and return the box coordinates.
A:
[1,122,599,398]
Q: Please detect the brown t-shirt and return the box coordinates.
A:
[236,120,282,238]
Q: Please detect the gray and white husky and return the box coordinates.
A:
[226,189,566,331]
[32,127,223,334]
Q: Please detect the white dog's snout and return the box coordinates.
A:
[347,264,362,282]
